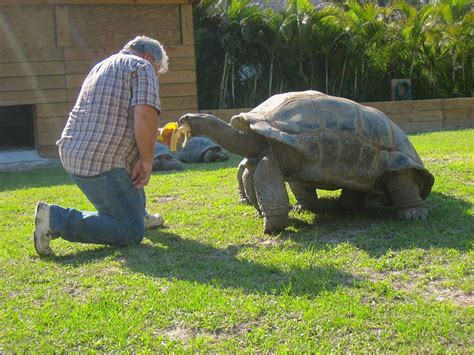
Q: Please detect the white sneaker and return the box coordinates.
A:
[34,202,55,256]
[144,212,165,230]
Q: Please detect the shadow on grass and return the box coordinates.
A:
[282,191,473,257]
[52,230,359,297]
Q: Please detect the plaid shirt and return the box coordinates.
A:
[57,50,161,176]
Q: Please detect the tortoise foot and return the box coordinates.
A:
[239,197,250,205]
[263,215,289,234]
[397,207,428,220]
[293,203,317,213]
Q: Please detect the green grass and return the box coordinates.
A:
[1,129,473,352]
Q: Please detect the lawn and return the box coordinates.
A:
[0,129,473,352]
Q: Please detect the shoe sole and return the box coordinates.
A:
[34,203,52,256]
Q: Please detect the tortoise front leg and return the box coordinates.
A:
[384,169,428,220]
[253,156,290,234]
[288,182,319,212]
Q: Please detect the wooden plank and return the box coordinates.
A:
[161,95,197,110]
[0,89,67,106]
[165,45,195,58]
[180,4,194,45]
[0,61,65,77]
[442,97,474,110]
[397,120,444,133]
[36,116,68,133]
[364,99,443,113]
[55,5,71,47]
[170,57,195,71]
[36,102,73,118]
[444,108,472,121]
[160,83,197,97]
[37,144,59,158]
[443,118,474,130]
[37,130,63,145]
[0,76,66,92]
[65,60,95,74]
[68,4,181,48]
[0,5,57,50]
[159,70,196,84]
[0,47,64,64]
[388,110,443,123]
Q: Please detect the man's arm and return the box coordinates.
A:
[132,104,159,189]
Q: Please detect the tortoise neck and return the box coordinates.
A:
[195,115,266,158]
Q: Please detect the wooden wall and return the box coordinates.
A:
[205,97,474,133]
[0,0,197,156]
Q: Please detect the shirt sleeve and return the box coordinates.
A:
[130,61,161,113]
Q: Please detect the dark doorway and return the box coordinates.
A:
[0,105,35,150]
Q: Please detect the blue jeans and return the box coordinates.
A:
[49,168,146,246]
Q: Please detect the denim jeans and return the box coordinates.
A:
[49,168,146,246]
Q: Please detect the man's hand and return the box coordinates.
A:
[131,159,153,189]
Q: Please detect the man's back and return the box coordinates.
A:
[57,51,160,177]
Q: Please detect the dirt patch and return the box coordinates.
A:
[368,270,473,307]
[155,196,179,203]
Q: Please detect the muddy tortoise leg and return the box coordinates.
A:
[242,166,261,215]
[253,156,290,234]
[384,169,428,220]
[237,160,249,204]
[288,182,318,212]
[338,189,368,212]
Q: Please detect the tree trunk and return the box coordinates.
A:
[339,59,346,96]
[325,56,329,94]
[253,75,258,105]
[219,52,229,108]
[354,66,358,100]
[268,55,274,98]
[231,62,235,107]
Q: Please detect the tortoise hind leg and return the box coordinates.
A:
[288,182,318,212]
[338,189,368,211]
[384,169,428,220]
[237,161,249,204]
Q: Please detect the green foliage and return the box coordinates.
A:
[0,129,473,351]
[194,0,474,109]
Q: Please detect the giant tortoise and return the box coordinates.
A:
[152,142,184,171]
[176,136,229,163]
[179,91,434,234]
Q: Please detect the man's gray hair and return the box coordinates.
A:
[124,35,169,73]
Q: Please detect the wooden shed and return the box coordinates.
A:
[0,0,198,157]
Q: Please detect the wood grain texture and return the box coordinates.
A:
[180,4,194,45]
[68,4,181,48]
[55,5,71,47]
[0,62,65,77]
[0,5,56,49]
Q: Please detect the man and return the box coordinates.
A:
[33,36,168,256]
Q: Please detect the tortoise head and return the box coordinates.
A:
[178,113,219,137]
